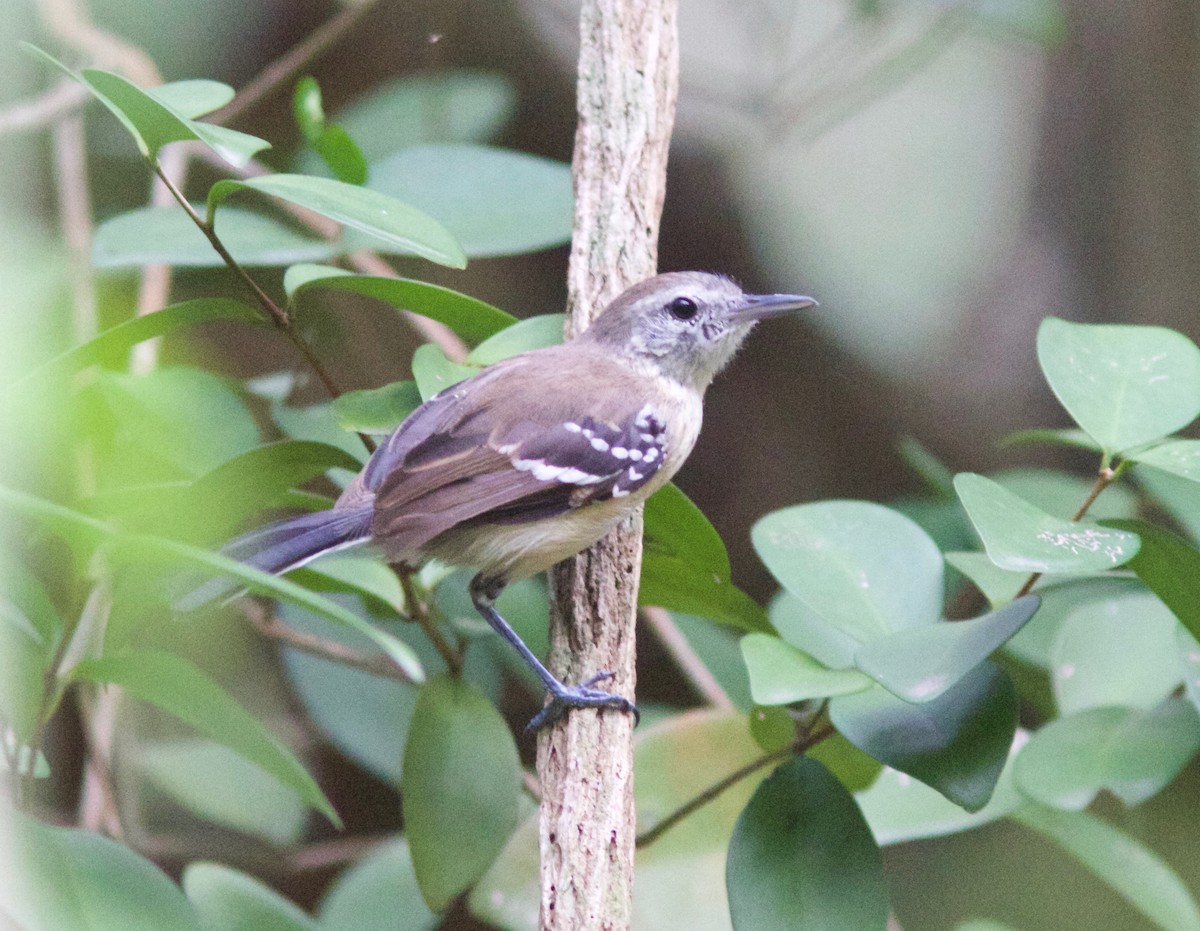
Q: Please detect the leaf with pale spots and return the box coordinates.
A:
[954,473,1140,573]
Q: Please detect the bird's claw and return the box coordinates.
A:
[526,672,640,732]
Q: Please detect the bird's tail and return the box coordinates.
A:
[176,506,373,611]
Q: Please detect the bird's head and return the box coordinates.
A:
[580,271,817,390]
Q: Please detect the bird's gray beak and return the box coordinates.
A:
[732,292,818,322]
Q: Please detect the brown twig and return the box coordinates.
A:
[397,568,464,677]
[641,606,734,710]
[245,603,420,685]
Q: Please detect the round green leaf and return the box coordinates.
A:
[1049,588,1183,714]
[146,80,235,119]
[726,755,889,931]
[1014,701,1200,810]
[853,595,1040,703]
[741,633,873,705]
[954,472,1139,573]
[1036,317,1200,455]
[1,812,202,931]
[944,551,1028,606]
[753,501,944,643]
[363,144,573,258]
[1130,439,1200,483]
[319,839,437,931]
[830,662,1017,812]
[466,314,566,365]
[768,591,859,669]
[411,343,478,401]
[183,863,317,931]
[402,675,521,912]
[331,381,422,435]
[208,175,466,269]
[1010,805,1200,931]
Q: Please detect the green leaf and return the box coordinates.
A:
[292,76,325,144]
[0,811,202,931]
[752,501,943,643]
[13,299,262,391]
[0,566,64,742]
[319,839,437,931]
[1036,317,1200,455]
[642,483,768,632]
[292,555,406,613]
[270,399,370,462]
[1000,427,1103,453]
[853,595,1041,703]
[1136,463,1200,544]
[1010,805,1200,931]
[332,381,422,435]
[1048,587,1183,713]
[768,590,859,669]
[1013,701,1200,809]
[314,125,368,186]
[411,343,478,401]
[208,175,466,268]
[466,314,566,365]
[284,264,516,346]
[1128,439,1200,482]
[70,651,338,826]
[138,739,308,846]
[897,436,956,498]
[830,662,1017,812]
[741,633,873,704]
[402,675,521,912]
[954,472,1140,572]
[944,551,1028,606]
[726,756,889,931]
[147,80,234,119]
[1003,577,1140,669]
[994,467,1138,521]
[1102,518,1200,643]
[183,863,318,931]
[362,144,573,258]
[855,745,1023,845]
[94,205,338,268]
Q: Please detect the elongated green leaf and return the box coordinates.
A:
[954,473,1139,572]
[1010,805,1200,931]
[284,264,515,345]
[319,839,437,931]
[1,811,202,931]
[1036,317,1200,455]
[362,144,573,258]
[1014,701,1200,809]
[208,175,465,268]
[726,756,889,931]
[410,343,478,400]
[854,595,1040,703]
[94,206,338,269]
[830,662,1017,812]
[1000,427,1103,453]
[117,534,423,682]
[753,501,943,643]
[1101,518,1200,643]
[146,80,233,119]
[642,483,768,632]
[139,739,308,846]
[332,381,422,435]
[1049,587,1183,714]
[292,555,406,613]
[466,314,565,365]
[183,863,318,931]
[0,566,63,743]
[403,675,520,912]
[741,633,873,704]
[71,651,338,825]
[13,299,262,391]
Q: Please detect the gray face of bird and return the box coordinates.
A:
[580,271,817,390]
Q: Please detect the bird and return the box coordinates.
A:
[190,271,816,729]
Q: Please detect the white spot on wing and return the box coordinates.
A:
[590,436,610,452]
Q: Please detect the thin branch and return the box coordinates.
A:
[37,0,160,84]
[641,606,733,710]
[210,0,383,127]
[1014,465,1118,599]
[398,569,464,677]
[244,603,419,685]
[636,723,836,848]
[51,113,96,343]
[0,79,90,136]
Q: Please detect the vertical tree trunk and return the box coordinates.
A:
[536,1,679,929]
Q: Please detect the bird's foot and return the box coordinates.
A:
[526,671,640,732]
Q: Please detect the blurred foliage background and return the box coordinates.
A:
[2,0,1198,928]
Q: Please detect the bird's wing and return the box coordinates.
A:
[367,357,669,550]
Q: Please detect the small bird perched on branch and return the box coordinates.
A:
[191,272,815,729]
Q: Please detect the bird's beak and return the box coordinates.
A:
[732,292,818,322]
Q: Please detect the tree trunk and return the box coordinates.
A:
[536,1,679,929]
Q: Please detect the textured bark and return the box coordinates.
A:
[537,2,678,929]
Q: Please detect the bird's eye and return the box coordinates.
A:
[668,296,699,321]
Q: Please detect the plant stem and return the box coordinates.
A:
[397,568,464,677]
[635,723,835,849]
[1014,464,1119,598]
[642,606,734,710]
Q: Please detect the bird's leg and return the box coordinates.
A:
[469,573,639,731]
